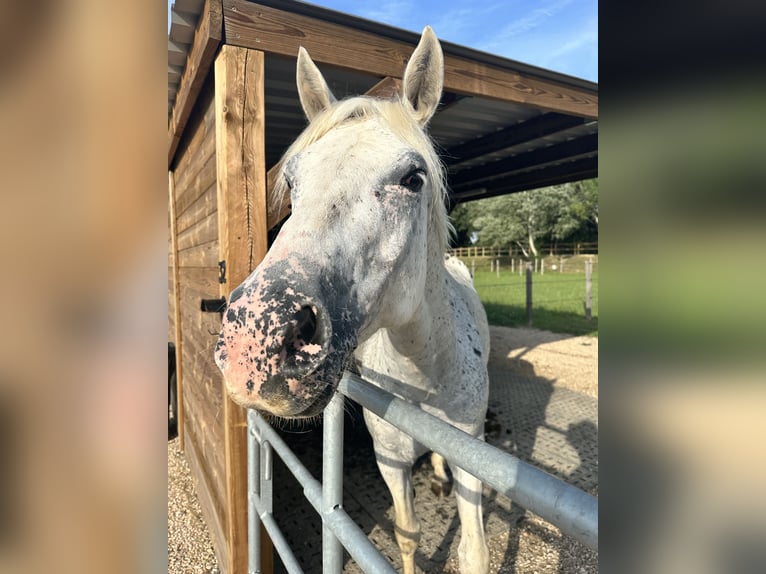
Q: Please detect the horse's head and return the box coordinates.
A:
[215,27,447,417]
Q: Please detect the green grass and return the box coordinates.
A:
[470,269,598,336]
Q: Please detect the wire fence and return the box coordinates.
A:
[461,254,599,277]
[455,255,599,334]
[449,241,598,259]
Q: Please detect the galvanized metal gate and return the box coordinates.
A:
[247,371,598,573]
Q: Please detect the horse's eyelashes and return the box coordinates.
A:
[400,169,426,192]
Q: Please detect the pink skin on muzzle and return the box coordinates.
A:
[215,253,359,418]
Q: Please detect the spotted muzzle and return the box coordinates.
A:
[214,259,359,418]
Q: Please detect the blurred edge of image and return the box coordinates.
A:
[0,1,166,574]
[600,1,766,573]
[0,1,764,573]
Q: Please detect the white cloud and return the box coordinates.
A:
[547,26,597,60]
[487,0,574,44]
[474,3,597,81]
[357,0,415,28]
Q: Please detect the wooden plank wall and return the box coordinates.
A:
[169,74,228,567]
[168,192,176,342]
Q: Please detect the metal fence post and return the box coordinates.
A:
[248,411,262,574]
[323,392,345,573]
[585,259,593,320]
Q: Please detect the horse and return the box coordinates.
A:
[214,27,491,574]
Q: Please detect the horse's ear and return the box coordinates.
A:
[402,26,444,126]
[297,47,337,121]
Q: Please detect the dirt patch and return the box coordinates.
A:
[489,326,598,399]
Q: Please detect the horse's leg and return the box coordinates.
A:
[452,465,489,574]
[375,452,420,574]
[430,452,452,496]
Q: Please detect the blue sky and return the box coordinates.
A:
[169,0,597,81]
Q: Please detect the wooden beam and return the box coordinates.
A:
[214,45,272,574]
[168,0,223,167]
[170,8,197,44]
[169,170,185,450]
[450,133,598,189]
[263,75,405,230]
[452,156,598,202]
[444,112,588,166]
[366,76,403,98]
[215,47,269,285]
[222,0,597,118]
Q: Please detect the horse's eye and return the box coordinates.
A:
[400,170,425,192]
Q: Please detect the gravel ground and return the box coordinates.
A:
[168,439,219,574]
[168,326,598,573]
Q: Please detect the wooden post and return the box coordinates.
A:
[496,259,500,278]
[585,259,593,320]
[526,262,533,326]
[215,45,273,574]
[169,170,185,450]
[541,258,545,275]
[471,259,476,277]
[511,258,514,273]
[519,259,522,276]
[560,257,564,273]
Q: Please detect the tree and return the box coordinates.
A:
[448,179,598,255]
[449,200,479,246]
[565,179,598,225]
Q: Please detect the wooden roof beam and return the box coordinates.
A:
[452,156,598,203]
[168,0,223,167]
[450,133,598,189]
[444,112,588,166]
[222,0,597,119]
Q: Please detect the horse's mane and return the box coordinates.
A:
[273,96,452,253]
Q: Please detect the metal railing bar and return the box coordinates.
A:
[338,371,598,550]
[248,409,398,573]
[322,392,345,574]
[247,415,262,573]
[259,511,305,574]
[321,505,398,574]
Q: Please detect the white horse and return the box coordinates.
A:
[215,27,490,574]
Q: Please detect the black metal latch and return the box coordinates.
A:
[218,260,227,284]
[200,297,227,314]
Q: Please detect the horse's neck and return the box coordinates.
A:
[356,240,453,396]
[386,244,450,360]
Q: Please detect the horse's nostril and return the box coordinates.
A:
[294,305,320,346]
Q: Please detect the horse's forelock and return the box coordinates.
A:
[273,96,451,252]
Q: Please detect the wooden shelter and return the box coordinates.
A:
[167,1,597,572]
